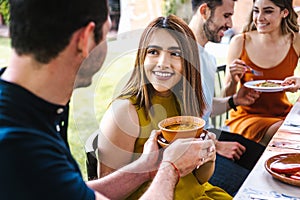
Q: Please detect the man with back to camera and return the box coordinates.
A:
[189,0,265,195]
[0,0,216,199]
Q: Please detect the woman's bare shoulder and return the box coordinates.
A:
[230,33,244,44]
[231,31,255,43]
[100,98,140,138]
[227,32,248,57]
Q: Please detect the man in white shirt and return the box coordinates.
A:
[189,0,264,196]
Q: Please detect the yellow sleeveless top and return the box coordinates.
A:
[126,94,232,200]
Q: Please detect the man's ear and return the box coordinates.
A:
[77,22,96,58]
[199,3,211,20]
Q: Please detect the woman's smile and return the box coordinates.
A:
[152,70,175,80]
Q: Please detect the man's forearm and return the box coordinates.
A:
[140,162,178,200]
[87,159,151,199]
[222,79,239,97]
[211,97,231,116]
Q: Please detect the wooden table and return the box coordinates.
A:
[234,100,300,200]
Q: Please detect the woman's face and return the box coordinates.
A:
[253,0,287,33]
[144,29,183,94]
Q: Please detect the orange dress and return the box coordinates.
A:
[225,33,298,142]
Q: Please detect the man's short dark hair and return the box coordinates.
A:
[9,0,108,63]
[192,0,237,13]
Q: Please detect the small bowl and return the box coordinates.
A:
[158,116,205,143]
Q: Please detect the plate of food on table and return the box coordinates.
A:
[244,80,293,92]
[265,153,300,187]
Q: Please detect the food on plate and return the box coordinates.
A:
[255,80,282,87]
[271,161,300,174]
[290,171,300,180]
[270,159,300,180]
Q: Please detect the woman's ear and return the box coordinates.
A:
[77,22,96,58]
[199,3,211,20]
[282,8,289,18]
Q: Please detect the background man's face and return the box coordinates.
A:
[203,0,234,43]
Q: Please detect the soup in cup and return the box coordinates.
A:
[158,116,205,144]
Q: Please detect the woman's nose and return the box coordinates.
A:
[157,52,171,69]
[257,12,264,21]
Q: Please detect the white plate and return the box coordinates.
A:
[244,80,293,92]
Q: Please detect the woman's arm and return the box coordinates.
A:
[292,32,300,57]
[223,34,246,96]
[98,99,140,177]
[89,130,161,200]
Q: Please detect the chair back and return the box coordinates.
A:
[210,64,229,129]
[85,131,98,180]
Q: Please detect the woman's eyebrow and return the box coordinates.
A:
[263,6,275,10]
[253,6,275,10]
[147,45,180,51]
[147,45,162,50]
[168,47,181,51]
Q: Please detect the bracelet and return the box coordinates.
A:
[162,161,180,185]
[228,96,237,111]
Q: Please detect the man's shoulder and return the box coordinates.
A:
[199,48,217,71]
[197,44,216,61]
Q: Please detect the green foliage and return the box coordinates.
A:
[0,0,9,25]
[163,0,188,16]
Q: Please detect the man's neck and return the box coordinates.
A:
[189,17,209,47]
[2,51,76,105]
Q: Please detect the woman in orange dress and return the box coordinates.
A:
[223,0,300,146]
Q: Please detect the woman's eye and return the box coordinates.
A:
[147,49,158,55]
[264,10,273,14]
[171,51,181,57]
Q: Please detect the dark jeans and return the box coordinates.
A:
[209,155,249,196]
[208,129,265,196]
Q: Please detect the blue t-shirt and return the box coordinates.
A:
[0,68,95,200]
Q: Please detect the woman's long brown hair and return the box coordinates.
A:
[116,14,206,119]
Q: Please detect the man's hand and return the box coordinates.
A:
[234,86,260,106]
[216,141,246,160]
[163,137,216,177]
[138,130,163,178]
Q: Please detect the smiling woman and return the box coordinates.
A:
[97,14,232,200]
[224,0,300,146]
